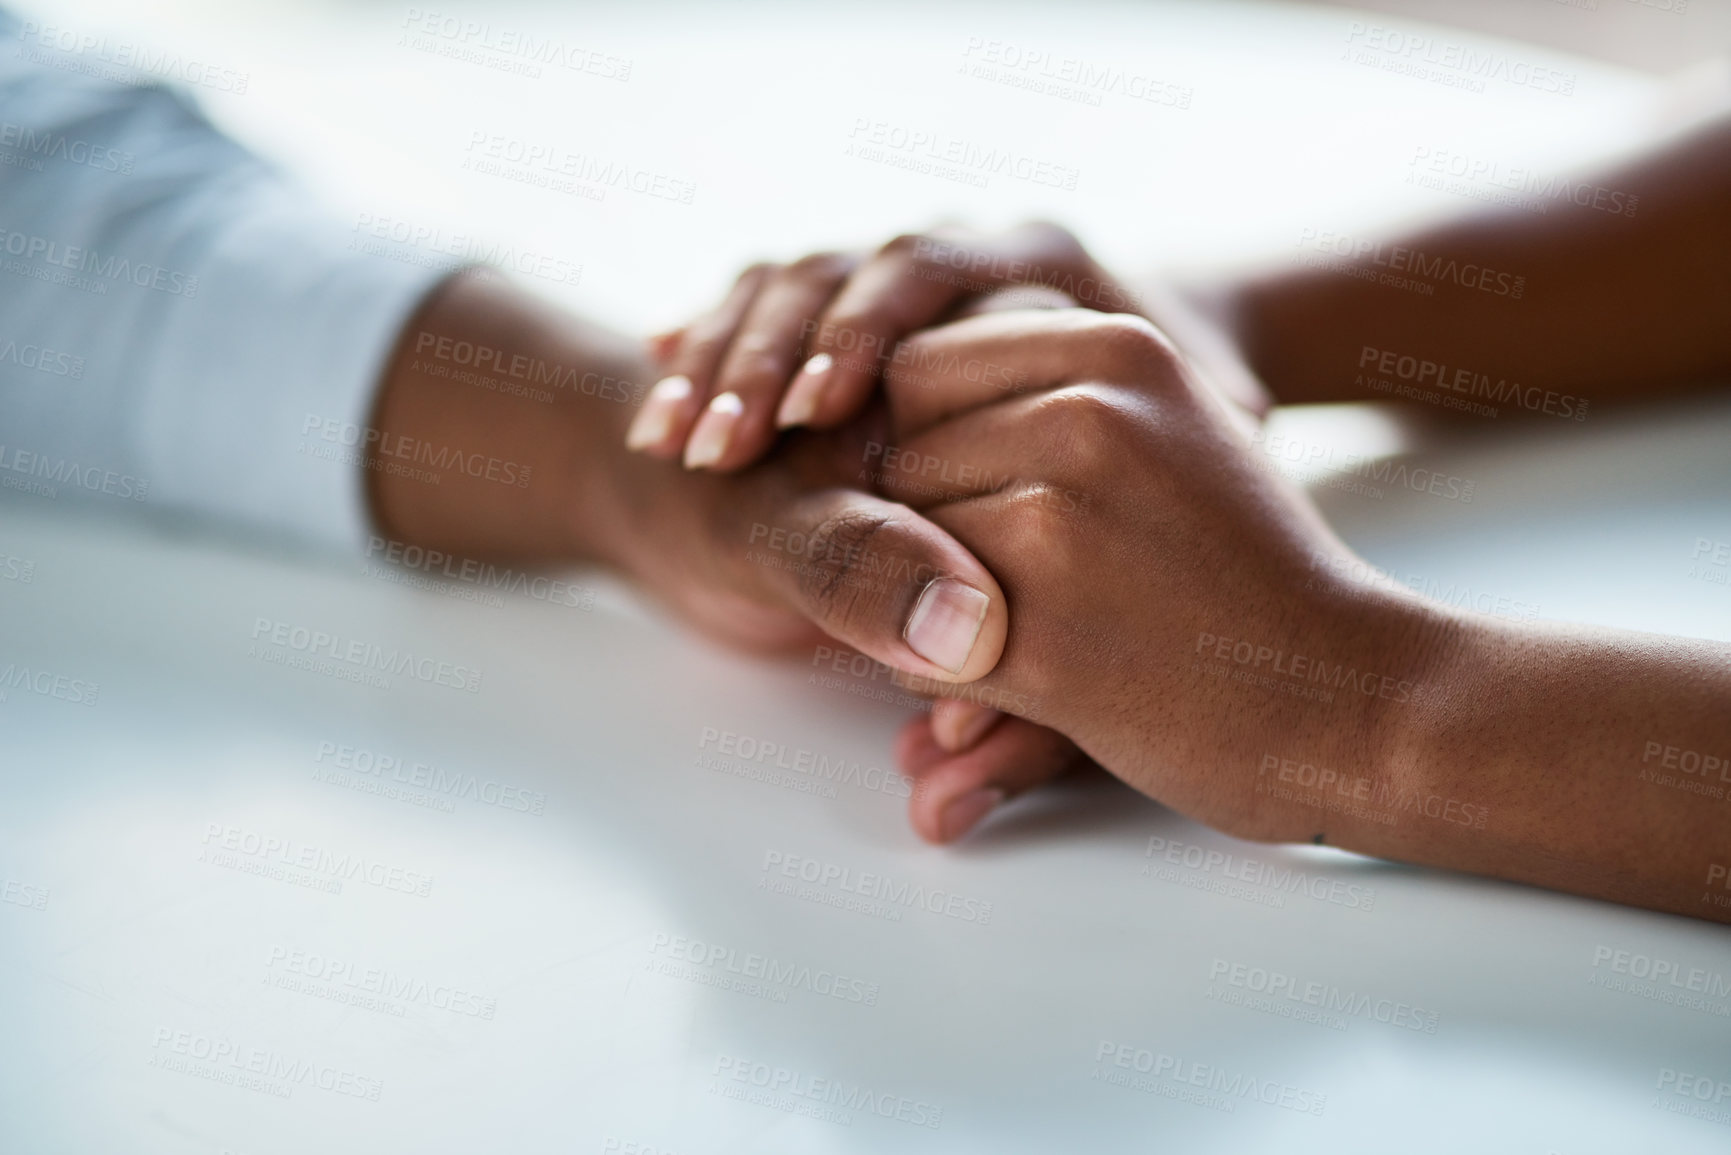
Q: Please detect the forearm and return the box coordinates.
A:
[366,270,653,566]
[1222,112,1731,411]
[1319,605,1731,921]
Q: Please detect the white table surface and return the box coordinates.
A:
[3,1,1731,1151]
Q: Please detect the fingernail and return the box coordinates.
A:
[776,353,833,428]
[940,787,1004,841]
[683,391,745,469]
[903,578,990,675]
[626,375,693,451]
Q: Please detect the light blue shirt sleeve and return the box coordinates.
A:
[0,12,453,554]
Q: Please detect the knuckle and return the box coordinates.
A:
[812,310,890,370]
[717,351,785,396]
[1088,313,1181,377]
[796,505,897,621]
[1019,219,1084,258]
[879,232,928,258]
[1036,387,1142,475]
[788,251,854,281]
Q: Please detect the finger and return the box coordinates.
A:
[626,264,770,457]
[884,307,1174,439]
[744,487,1007,683]
[952,285,1077,316]
[931,699,1003,752]
[896,714,1087,843]
[776,237,969,431]
[645,327,685,365]
[684,254,858,471]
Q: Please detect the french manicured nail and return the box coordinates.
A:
[903,578,990,674]
[683,391,745,469]
[626,375,693,450]
[940,787,1004,841]
[776,353,833,428]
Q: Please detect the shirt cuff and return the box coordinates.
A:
[135,191,456,556]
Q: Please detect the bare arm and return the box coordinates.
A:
[871,309,1731,922]
[1223,110,1731,411]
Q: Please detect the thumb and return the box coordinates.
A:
[746,487,1007,683]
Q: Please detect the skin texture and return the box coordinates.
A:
[866,309,1731,923]
[626,223,1149,472]
[366,270,1011,687]
[784,110,1731,876]
[368,105,1731,921]
[1227,113,1731,411]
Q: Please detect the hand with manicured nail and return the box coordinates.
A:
[625,223,1140,472]
[372,270,1013,700]
[867,304,1445,845]
[852,305,1731,923]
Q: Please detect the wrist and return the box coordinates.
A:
[368,270,651,568]
[1227,572,1472,846]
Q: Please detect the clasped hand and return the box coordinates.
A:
[633,225,1437,846]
